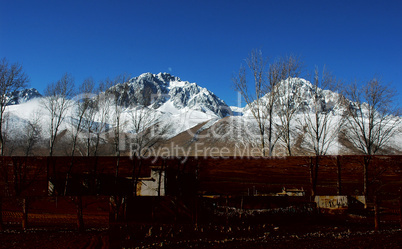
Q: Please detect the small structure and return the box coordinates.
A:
[135,166,165,196]
[314,195,366,209]
[276,187,305,196]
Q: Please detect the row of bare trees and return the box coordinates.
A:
[233,49,401,200]
[0,63,170,159]
[1,58,171,229]
[233,49,400,157]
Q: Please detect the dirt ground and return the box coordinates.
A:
[1,222,402,249]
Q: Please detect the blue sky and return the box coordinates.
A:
[1,0,401,106]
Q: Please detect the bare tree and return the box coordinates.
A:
[233,50,298,156]
[64,78,95,195]
[0,58,29,155]
[81,79,113,157]
[10,111,42,230]
[80,85,100,156]
[233,50,269,156]
[298,67,341,195]
[42,73,75,157]
[129,102,171,196]
[299,68,342,156]
[1,112,14,156]
[342,77,401,204]
[104,74,131,222]
[274,55,303,156]
[12,112,42,197]
[105,74,131,180]
[42,73,74,196]
[21,111,42,156]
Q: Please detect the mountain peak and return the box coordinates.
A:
[6,88,42,105]
[110,72,230,118]
[130,72,181,85]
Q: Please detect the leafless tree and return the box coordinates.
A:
[11,112,42,230]
[0,112,15,156]
[0,58,29,229]
[342,77,401,205]
[274,55,303,156]
[0,58,29,155]
[64,78,95,195]
[298,67,341,195]
[129,101,172,196]
[233,50,300,156]
[81,79,113,157]
[2,111,41,157]
[233,50,270,156]
[103,74,131,221]
[42,73,75,157]
[105,74,131,180]
[21,111,42,156]
[299,68,341,156]
[12,113,42,196]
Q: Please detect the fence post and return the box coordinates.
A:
[374,195,380,232]
[0,197,3,230]
[22,198,28,230]
[399,189,402,229]
[76,196,84,232]
[337,156,342,195]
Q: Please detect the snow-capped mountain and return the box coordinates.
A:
[165,77,401,156]
[242,78,341,116]
[3,74,401,156]
[3,73,232,155]
[106,72,231,118]
[6,88,42,105]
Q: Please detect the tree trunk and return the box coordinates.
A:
[64,172,71,196]
[260,133,265,157]
[131,157,137,196]
[0,125,4,156]
[337,156,342,195]
[268,113,273,157]
[399,190,402,229]
[0,197,3,230]
[157,162,164,197]
[309,157,315,197]
[374,195,380,232]
[115,151,120,185]
[46,157,50,195]
[287,141,292,156]
[76,196,84,232]
[313,156,319,196]
[22,198,28,230]
[65,150,76,196]
[92,157,99,195]
[87,137,90,157]
[134,160,142,197]
[13,158,21,196]
[363,156,370,209]
[109,196,114,225]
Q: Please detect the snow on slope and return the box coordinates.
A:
[4,73,228,141]
[4,75,401,155]
[107,72,231,118]
[6,88,42,105]
[216,77,402,155]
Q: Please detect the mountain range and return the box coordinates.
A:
[4,72,402,156]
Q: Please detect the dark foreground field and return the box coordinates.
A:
[1,156,401,248]
[1,221,402,249]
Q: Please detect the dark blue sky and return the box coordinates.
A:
[1,0,401,106]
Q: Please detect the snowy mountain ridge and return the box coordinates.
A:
[6,88,42,105]
[4,74,401,156]
[106,72,231,118]
[242,77,342,116]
